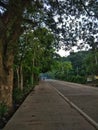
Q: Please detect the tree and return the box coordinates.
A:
[55,51,89,83]
[14,27,55,90]
[0,0,53,109]
[0,0,35,109]
[66,51,88,75]
[84,51,98,76]
[49,60,72,80]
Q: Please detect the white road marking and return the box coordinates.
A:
[51,84,98,130]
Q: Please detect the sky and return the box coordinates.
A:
[57,46,78,57]
[57,49,70,57]
[57,43,90,57]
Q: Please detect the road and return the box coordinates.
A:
[47,80,98,125]
[3,80,98,130]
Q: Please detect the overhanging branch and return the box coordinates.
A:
[23,18,38,26]
[80,0,98,18]
[0,1,8,9]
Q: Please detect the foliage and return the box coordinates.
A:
[13,88,24,104]
[66,75,86,84]
[23,84,34,96]
[46,47,98,86]
[1,0,98,50]
[66,51,88,76]
[48,51,90,84]
[84,51,98,75]
[0,103,8,118]
[48,60,72,80]
[13,85,32,104]
[14,27,55,87]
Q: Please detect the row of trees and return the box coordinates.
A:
[10,27,56,110]
[14,27,55,90]
[0,0,58,110]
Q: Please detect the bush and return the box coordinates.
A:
[23,85,33,96]
[65,75,86,84]
[0,102,8,118]
[75,75,86,84]
[13,84,34,105]
[13,88,24,104]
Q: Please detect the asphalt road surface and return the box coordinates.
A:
[3,80,97,130]
[47,80,98,124]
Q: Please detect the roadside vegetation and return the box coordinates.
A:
[47,49,98,85]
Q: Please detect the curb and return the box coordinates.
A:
[52,86,98,130]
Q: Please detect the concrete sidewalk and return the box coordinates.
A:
[3,81,95,130]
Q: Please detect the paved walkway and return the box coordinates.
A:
[3,81,95,130]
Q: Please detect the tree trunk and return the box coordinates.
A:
[0,0,32,110]
[16,65,23,91]
[0,20,22,110]
[20,64,23,91]
[16,67,20,89]
[0,47,14,110]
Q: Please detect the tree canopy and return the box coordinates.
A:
[1,0,98,50]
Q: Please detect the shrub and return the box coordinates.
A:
[13,88,24,104]
[65,75,86,84]
[23,85,33,96]
[0,102,8,118]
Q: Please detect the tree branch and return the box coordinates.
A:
[80,0,98,18]
[0,1,8,9]
[23,18,38,26]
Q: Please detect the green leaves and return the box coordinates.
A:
[14,27,56,87]
[50,60,72,80]
[0,103,8,118]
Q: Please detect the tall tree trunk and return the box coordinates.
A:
[0,22,22,110]
[20,64,23,91]
[0,0,32,110]
[32,57,35,85]
[0,44,14,110]
[16,65,23,91]
[16,67,20,89]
